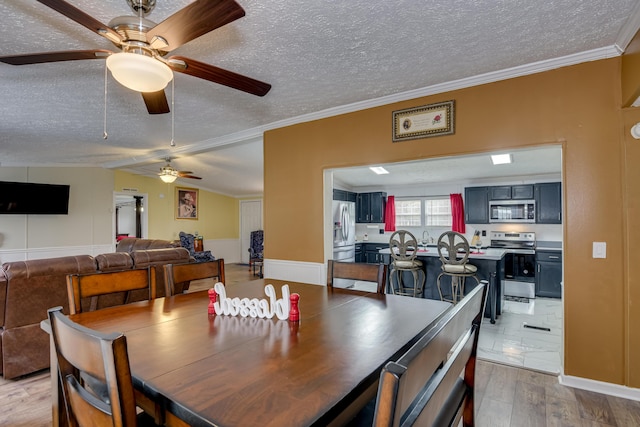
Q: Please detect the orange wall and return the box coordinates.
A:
[264,58,639,387]
[622,30,640,107]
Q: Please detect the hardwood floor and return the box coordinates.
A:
[1,263,638,426]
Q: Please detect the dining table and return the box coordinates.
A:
[45,278,451,427]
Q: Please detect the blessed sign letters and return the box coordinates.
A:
[212,282,291,320]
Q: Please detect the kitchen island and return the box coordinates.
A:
[379,247,506,323]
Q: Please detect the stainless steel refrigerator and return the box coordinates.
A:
[332,200,356,262]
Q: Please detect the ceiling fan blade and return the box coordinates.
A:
[147,0,245,52]
[0,50,111,65]
[178,174,202,180]
[169,56,271,96]
[177,171,194,175]
[141,91,170,114]
[36,0,123,44]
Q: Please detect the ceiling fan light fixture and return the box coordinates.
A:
[159,164,178,183]
[160,173,177,183]
[106,52,173,92]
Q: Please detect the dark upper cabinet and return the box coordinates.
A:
[490,186,511,200]
[333,189,357,202]
[465,187,489,224]
[489,184,534,200]
[535,182,562,224]
[512,185,534,200]
[357,192,387,223]
[356,193,370,223]
[536,250,562,298]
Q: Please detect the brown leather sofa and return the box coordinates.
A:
[0,239,191,379]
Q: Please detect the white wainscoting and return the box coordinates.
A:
[264,259,326,285]
[205,239,241,264]
[0,244,115,264]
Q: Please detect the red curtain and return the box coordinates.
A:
[450,193,465,233]
[384,195,396,232]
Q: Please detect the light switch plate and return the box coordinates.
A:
[593,242,606,258]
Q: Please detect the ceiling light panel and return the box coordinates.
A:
[491,154,512,165]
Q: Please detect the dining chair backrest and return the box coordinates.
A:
[437,231,471,266]
[66,267,157,315]
[163,259,226,296]
[327,260,387,294]
[372,282,488,427]
[47,306,139,427]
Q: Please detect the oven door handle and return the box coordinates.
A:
[502,249,536,255]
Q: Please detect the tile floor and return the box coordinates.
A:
[478,297,563,375]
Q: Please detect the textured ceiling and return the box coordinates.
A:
[1,0,638,197]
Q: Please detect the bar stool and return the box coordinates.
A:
[436,231,480,304]
[389,230,425,298]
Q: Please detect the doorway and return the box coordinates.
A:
[113,192,148,243]
[240,199,263,264]
[328,146,564,375]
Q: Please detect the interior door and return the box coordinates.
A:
[241,200,263,264]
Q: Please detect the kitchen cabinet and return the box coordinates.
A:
[364,243,388,264]
[489,185,534,200]
[355,243,364,263]
[333,189,356,202]
[512,185,534,199]
[535,182,562,224]
[490,186,511,200]
[356,192,387,223]
[536,250,562,298]
[464,187,489,224]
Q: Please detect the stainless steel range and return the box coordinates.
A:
[490,231,536,299]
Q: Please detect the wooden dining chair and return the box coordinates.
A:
[66,267,157,315]
[163,259,225,296]
[371,282,488,427]
[47,306,158,427]
[327,260,387,294]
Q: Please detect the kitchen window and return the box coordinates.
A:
[395,200,421,226]
[395,197,452,227]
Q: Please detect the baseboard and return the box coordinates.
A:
[560,373,640,402]
[263,259,326,285]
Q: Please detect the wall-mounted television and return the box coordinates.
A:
[0,181,70,215]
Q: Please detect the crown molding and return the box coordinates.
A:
[615,0,640,52]
[106,46,622,169]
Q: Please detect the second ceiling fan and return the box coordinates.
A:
[158,158,201,183]
[0,0,271,114]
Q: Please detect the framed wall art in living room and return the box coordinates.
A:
[176,187,198,219]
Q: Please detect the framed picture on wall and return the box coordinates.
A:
[176,187,198,219]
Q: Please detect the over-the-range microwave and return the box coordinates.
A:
[489,200,535,223]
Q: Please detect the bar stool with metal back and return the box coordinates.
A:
[388,230,425,297]
[436,231,480,304]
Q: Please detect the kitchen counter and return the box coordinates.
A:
[379,246,506,323]
[535,241,562,251]
[379,247,506,261]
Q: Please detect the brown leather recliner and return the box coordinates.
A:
[0,255,97,379]
[0,242,192,379]
[116,237,180,253]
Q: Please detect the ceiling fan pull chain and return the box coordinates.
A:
[103,61,108,140]
[170,78,175,147]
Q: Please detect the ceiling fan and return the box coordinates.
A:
[0,0,271,114]
[158,158,201,183]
